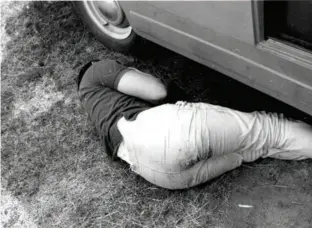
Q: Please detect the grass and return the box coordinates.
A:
[1,1,312,227]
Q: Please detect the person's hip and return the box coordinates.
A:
[116,102,244,188]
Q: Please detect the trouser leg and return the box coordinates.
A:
[177,102,312,161]
[264,120,312,160]
[117,102,312,189]
[215,105,312,161]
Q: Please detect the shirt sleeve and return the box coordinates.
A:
[85,59,130,90]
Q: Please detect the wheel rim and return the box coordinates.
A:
[83,1,132,40]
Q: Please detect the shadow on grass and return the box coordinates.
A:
[1,1,312,228]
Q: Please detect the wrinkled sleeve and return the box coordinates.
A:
[79,59,130,92]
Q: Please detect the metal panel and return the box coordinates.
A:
[120,1,312,115]
[144,1,256,45]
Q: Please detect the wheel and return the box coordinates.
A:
[74,1,137,52]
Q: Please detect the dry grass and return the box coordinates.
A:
[1,1,312,228]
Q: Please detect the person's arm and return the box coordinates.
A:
[79,59,168,104]
[117,69,167,103]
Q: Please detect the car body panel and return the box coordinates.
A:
[120,1,312,116]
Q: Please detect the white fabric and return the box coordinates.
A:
[117,102,312,189]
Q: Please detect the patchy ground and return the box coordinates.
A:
[1,1,312,228]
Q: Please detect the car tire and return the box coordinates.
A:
[74,1,138,53]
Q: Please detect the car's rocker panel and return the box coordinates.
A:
[120,1,312,116]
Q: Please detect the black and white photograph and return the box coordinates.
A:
[1,0,312,227]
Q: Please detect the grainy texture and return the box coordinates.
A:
[1,1,312,228]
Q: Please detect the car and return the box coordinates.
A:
[74,1,312,116]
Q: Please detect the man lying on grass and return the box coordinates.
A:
[77,59,312,190]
